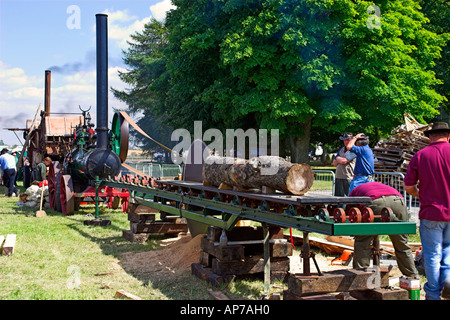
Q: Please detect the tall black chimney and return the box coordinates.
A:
[44,70,51,115]
[96,13,108,149]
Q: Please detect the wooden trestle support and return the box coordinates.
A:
[100,175,417,300]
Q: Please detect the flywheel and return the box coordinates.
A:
[111,111,129,163]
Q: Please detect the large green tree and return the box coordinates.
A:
[115,0,447,163]
[419,0,450,118]
[111,19,175,152]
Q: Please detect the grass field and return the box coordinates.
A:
[0,182,287,300]
[0,181,425,300]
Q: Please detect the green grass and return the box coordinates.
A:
[0,181,425,300]
[0,182,283,300]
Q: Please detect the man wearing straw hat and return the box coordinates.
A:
[404,122,450,300]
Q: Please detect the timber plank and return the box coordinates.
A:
[212,256,290,276]
[350,288,409,300]
[127,212,156,223]
[287,269,390,296]
[191,263,235,287]
[2,234,16,256]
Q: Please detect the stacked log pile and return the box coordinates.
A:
[374,114,430,173]
[122,204,189,242]
[191,226,293,287]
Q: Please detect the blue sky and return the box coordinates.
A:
[0,0,175,145]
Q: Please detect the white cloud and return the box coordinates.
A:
[96,9,151,50]
[0,61,130,145]
[150,0,176,21]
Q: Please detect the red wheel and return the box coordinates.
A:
[362,207,375,223]
[333,208,347,223]
[381,207,395,222]
[121,197,128,213]
[60,175,75,215]
[348,207,362,223]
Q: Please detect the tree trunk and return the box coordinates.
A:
[288,118,311,164]
[202,155,314,195]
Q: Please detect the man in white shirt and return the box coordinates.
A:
[0,148,19,197]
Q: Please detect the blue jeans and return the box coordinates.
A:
[348,175,373,194]
[419,219,450,300]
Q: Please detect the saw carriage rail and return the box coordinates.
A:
[101,177,417,237]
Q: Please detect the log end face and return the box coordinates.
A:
[286,163,314,195]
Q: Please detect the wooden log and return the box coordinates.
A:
[202,155,314,195]
[2,234,16,256]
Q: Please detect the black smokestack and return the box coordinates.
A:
[44,70,51,115]
[96,13,108,149]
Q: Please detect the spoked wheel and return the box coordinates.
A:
[48,161,62,212]
[60,175,75,215]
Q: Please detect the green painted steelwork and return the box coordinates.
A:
[102,180,417,237]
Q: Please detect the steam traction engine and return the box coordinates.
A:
[47,14,129,220]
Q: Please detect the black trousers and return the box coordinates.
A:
[3,168,18,196]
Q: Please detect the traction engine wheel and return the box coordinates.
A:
[48,161,62,212]
[60,175,75,215]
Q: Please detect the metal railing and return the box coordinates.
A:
[311,170,420,222]
[122,162,182,179]
[310,170,335,196]
[373,172,420,223]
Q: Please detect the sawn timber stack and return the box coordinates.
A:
[374,114,430,172]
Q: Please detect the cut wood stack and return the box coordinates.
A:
[374,114,430,173]
[122,204,189,242]
[191,226,293,287]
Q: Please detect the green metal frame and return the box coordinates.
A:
[103,180,417,236]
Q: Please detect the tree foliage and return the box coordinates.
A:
[114,0,448,162]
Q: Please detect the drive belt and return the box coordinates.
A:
[119,111,182,158]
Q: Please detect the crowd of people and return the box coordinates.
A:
[333,122,450,300]
[0,149,52,197]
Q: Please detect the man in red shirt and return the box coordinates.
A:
[404,122,450,300]
[349,182,418,277]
